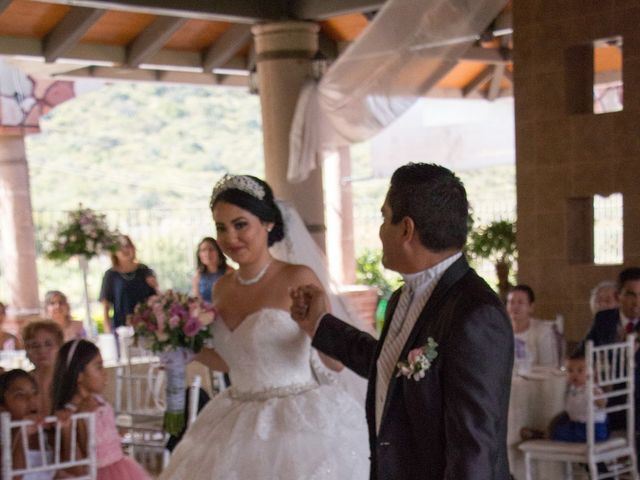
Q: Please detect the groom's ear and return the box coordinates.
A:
[401,216,415,241]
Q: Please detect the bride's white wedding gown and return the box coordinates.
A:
[160,308,370,480]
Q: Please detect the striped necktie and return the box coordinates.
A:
[387,284,415,340]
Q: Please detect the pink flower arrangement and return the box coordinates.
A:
[127,290,215,353]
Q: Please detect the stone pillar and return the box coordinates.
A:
[252,22,326,250]
[324,147,356,285]
[0,134,40,325]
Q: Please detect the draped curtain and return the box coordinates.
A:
[288,0,509,182]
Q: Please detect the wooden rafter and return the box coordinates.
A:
[127,16,187,67]
[202,24,252,73]
[43,7,105,62]
[462,66,493,97]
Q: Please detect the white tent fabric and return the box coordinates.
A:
[288,0,509,182]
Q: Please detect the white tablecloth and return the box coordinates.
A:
[508,366,567,479]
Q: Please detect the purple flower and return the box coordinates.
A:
[182,317,202,337]
[169,302,188,320]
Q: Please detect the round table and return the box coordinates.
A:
[508,366,567,479]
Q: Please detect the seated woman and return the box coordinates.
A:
[22,320,64,416]
[507,284,559,368]
[43,291,85,342]
[0,302,21,350]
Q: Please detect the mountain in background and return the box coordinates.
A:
[27,82,265,212]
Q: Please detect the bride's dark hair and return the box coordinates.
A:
[210,175,285,247]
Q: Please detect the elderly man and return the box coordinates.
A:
[291,163,513,480]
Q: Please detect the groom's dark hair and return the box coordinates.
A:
[387,163,468,252]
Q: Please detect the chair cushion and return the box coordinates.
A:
[519,437,627,455]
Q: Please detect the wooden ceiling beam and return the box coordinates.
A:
[460,46,511,64]
[486,64,504,101]
[29,0,284,23]
[43,7,105,62]
[51,64,249,87]
[127,16,187,67]
[462,66,493,97]
[202,24,252,73]
[0,35,253,75]
[291,0,384,20]
[0,0,12,14]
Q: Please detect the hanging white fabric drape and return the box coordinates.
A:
[288,0,509,182]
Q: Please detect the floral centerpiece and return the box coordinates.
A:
[127,290,216,434]
[45,205,120,336]
[46,205,120,262]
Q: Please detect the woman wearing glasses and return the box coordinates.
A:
[22,320,64,416]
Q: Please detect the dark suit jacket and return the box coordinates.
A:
[313,256,513,480]
[585,308,624,347]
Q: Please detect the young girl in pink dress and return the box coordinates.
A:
[52,339,151,480]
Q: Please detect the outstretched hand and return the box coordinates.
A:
[290,284,329,337]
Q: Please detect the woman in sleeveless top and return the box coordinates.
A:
[190,237,229,303]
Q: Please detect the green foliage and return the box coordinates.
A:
[355,249,401,298]
[467,220,517,265]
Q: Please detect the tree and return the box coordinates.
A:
[467,220,517,302]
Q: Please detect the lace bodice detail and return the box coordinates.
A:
[211,308,315,394]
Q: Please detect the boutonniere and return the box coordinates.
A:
[396,337,438,381]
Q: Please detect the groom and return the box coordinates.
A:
[291,163,513,479]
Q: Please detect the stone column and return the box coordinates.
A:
[324,147,356,285]
[0,134,40,326]
[252,22,326,250]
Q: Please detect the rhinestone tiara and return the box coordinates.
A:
[210,174,266,207]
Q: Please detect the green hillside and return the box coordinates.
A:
[27,82,264,211]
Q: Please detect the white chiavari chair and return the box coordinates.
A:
[1,411,96,480]
[519,336,639,480]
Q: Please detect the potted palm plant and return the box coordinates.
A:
[467,220,517,303]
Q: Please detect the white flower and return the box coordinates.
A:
[396,337,438,381]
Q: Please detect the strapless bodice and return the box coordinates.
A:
[211,308,315,395]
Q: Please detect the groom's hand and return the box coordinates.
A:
[290,284,328,337]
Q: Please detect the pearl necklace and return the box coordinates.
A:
[237,261,272,286]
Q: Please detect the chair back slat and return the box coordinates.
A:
[0,411,97,479]
[586,336,636,458]
[115,363,166,418]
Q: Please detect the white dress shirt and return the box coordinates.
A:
[375,252,462,431]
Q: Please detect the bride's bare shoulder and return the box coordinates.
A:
[277,262,322,287]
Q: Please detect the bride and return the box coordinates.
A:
[159,175,370,479]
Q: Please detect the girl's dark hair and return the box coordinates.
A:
[210,176,284,247]
[0,369,37,405]
[196,237,227,274]
[51,340,100,412]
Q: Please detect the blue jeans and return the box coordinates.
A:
[551,420,609,442]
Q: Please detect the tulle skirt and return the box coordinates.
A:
[159,384,370,480]
[98,456,152,480]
